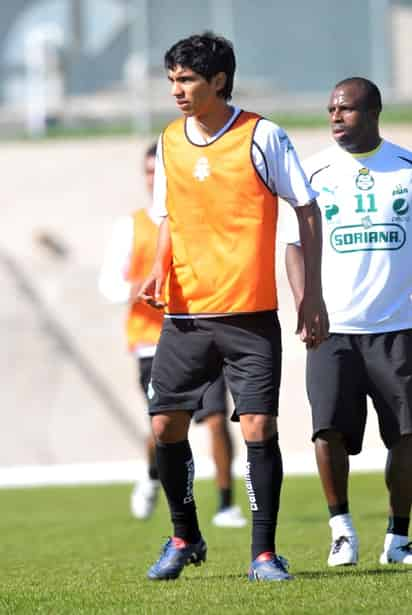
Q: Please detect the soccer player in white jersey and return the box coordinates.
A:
[138,32,328,582]
[285,77,412,567]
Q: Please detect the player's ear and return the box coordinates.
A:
[214,72,227,96]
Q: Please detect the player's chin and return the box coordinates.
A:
[333,131,352,146]
[176,103,193,116]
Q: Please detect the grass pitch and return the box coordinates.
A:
[0,473,411,614]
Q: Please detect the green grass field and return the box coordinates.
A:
[0,473,411,614]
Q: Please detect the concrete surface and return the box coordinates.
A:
[1,124,411,484]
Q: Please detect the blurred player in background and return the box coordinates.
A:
[99,143,246,527]
[285,77,412,567]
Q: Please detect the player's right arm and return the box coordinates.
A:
[138,135,171,308]
[138,216,172,308]
[285,242,305,312]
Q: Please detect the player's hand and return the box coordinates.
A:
[137,265,167,309]
[129,281,143,305]
[296,293,329,349]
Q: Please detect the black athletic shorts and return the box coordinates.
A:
[307,329,412,454]
[137,357,228,421]
[148,311,282,421]
[138,356,154,399]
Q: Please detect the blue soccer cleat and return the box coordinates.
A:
[248,552,293,582]
[147,536,207,580]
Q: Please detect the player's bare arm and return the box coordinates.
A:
[285,243,305,312]
[138,217,172,309]
[294,200,329,348]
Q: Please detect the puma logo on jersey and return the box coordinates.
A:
[325,204,339,220]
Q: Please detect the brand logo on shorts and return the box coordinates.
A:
[355,167,374,191]
[193,157,211,181]
[147,380,155,400]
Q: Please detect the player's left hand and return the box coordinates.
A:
[296,294,329,348]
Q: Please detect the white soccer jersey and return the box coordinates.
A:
[292,140,412,334]
[152,106,317,218]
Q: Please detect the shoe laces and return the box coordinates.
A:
[332,536,350,554]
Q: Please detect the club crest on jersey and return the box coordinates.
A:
[193,157,211,181]
[355,167,374,190]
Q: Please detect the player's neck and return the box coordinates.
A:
[342,133,382,155]
[192,103,233,141]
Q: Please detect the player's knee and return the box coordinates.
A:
[315,429,345,445]
[206,412,226,434]
[241,414,277,442]
[151,412,190,443]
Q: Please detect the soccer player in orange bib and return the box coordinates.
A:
[139,32,328,581]
[99,143,246,527]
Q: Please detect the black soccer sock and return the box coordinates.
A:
[328,502,349,517]
[387,516,410,536]
[218,487,232,511]
[156,439,201,543]
[245,435,283,560]
[148,460,159,481]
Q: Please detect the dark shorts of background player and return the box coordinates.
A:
[137,357,228,422]
[307,329,412,455]
[148,310,282,422]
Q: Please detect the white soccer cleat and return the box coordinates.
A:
[328,535,359,566]
[130,479,160,519]
[379,534,412,564]
[212,505,247,528]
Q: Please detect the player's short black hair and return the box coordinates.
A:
[334,77,382,112]
[164,31,236,101]
[145,142,157,159]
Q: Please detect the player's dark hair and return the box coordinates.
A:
[335,77,382,112]
[164,31,236,101]
[145,142,157,159]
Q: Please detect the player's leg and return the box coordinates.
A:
[146,318,218,580]
[219,311,291,581]
[381,435,412,563]
[130,356,160,519]
[308,334,366,566]
[195,374,246,527]
[151,410,200,542]
[364,330,412,564]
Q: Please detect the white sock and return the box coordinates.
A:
[329,513,356,540]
